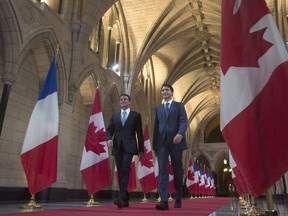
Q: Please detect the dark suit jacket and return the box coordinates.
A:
[153,101,188,151]
[106,110,144,155]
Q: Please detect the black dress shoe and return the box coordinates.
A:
[174,200,182,208]
[155,202,169,210]
[122,201,129,207]
[113,198,123,209]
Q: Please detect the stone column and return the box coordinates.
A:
[0,74,16,136]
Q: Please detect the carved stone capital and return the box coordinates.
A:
[68,82,78,104]
[1,73,17,86]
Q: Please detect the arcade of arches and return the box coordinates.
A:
[0,0,287,201]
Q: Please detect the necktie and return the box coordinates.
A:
[122,110,127,126]
[165,103,170,111]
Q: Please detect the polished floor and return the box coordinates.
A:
[0,195,287,215]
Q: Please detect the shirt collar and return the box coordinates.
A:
[164,99,173,105]
[122,108,130,115]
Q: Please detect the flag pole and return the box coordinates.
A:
[238,195,247,208]
[85,194,98,206]
[265,187,278,216]
[246,195,264,215]
[142,193,148,202]
[19,194,42,209]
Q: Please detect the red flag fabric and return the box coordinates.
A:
[204,168,211,195]
[198,165,205,195]
[220,0,288,197]
[210,176,215,196]
[168,156,175,194]
[137,125,156,194]
[80,89,111,195]
[129,157,137,192]
[229,151,248,195]
[21,57,58,195]
[186,160,199,195]
[115,156,136,192]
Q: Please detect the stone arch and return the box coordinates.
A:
[79,64,100,88]
[78,64,100,106]
[213,150,229,173]
[0,1,21,84]
[196,153,211,171]
[15,28,65,105]
[102,83,120,126]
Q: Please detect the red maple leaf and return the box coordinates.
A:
[85,122,106,155]
[221,0,272,74]
[187,169,194,181]
[140,146,154,168]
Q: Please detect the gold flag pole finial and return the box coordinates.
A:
[97,81,100,89]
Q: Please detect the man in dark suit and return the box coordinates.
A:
[106,93,144,209]
[153,83,188,210]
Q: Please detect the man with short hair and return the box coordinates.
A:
[106,93,144,209]
[153,84,188,210]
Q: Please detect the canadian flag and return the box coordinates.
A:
[210,176,215,196]
[186,160,199,195]
[221,0,288,196]
[204,168,211,195]
[229,150,248,196]
[168,156,175,194]
[198,165,205,195]
[21,57,58,195]
[153,157,175,194]
[115,156,136,192]
[80,89,111,195]
[137,125,156,194]
[154,157,159,188]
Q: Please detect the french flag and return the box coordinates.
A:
[221,0,288,196]
[21,57,58,195]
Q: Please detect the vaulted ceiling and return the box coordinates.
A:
[77,0,288,143]
[108,0,222,137]
[80,0,284,141]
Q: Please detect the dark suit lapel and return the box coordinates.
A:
[159,104,168,119]
[169,101,176,113]
[123,110,134,126]
[116,112,122,126]
[166,101,175,116]
[126,110,135,124]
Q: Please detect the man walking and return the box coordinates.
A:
[106,93,144,208]
[153,84,188,210]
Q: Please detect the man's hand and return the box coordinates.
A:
[173,134,183,144]
[107,140,113,148]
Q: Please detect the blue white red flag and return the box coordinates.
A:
[21,57,58,195]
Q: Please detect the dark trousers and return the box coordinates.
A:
[114,145,133,202]
[156,144,183,203]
